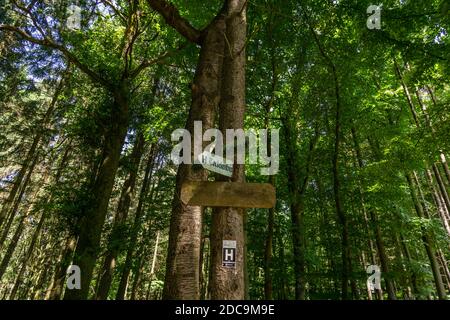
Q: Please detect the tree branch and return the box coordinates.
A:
[100,0,127,23]
[0,25,113,89]
[146,0,202,44]
[129,42,187,79]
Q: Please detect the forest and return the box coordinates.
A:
[0,0,449,301]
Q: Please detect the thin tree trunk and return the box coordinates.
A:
[0,75,65,227]
[351,127,388,300]
[200,234,210,300]
[115,146,157,300]
[394,58,420,127]
[198,221,207,300]
[406,174,447,299]
[437,249,450,293]
[426,169,450,236]
[396,60,450,217]
[64,88,130,300]
[263,15,278,301]
[8,210,46,299]
[281,79,317,300]
[9,143,72,299]
[0,156,51,281]
[393,235,413,299]
[45,235,77,300]
[400,233,418,297]
[275,220,287,299]
[129,209,158,300]
[423,86,450,185]
[0,214,27,280]
[360,252,373,300]
[95,132,145,299]
[307,17,355,299]
[264,194,275,300]
[369,208,396,299]
[439,154,450,186]
[146,231,160,300]
[0,154,39,249]
[432,164,450,214]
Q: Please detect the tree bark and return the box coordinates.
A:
[393,58,420,127]
[161,8,226,300]
[115,145,157,300]
[64,87,130,300]
[0,76,65,228]
[406,174,447,299]
[437,249,450,293]
[432,164,450,214]
[95,132,145,299]
[9,143,72,299]
[0,152,39,249]
[279,54,318,300]
[45,235,77,300]
[351,127,387,300]
[0,162,51,281]
[426,169,450,236]
[144,231,161,300]
[209,0,247,300]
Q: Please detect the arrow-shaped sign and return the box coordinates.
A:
[181,181,276,208]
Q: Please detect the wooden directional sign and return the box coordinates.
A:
[181,181,276,208]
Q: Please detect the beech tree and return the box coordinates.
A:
[0,0,449,301]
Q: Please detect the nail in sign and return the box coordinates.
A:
[222,240,236,268]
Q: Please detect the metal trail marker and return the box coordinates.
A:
[222,240,237,268]
[198,151,233,177]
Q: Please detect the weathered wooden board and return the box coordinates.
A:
[181,181,276,208]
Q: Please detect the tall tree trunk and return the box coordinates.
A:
[395,59,450,216]
[263,12,278,301]
[307,17,354,299]
[437,249,450,293]
[280,68,317,300]
[264,192,274,300]
[0,214,27,280]
[432,164,450,214]
[0,154,39,249]
[144,230,161,300]
[129,203,160,300]
[393,58,420,127]
[369,208,396,299]
[422,86,450,185]
[275,221,287,300]
[95,132,145,299]
[0,75,65,227]
[116,146,157,300]
[426,169,450,236]
[9,143,71,299]
[9,210,46,299]
[360,252,373,300]
[406,174,447,299]
[209,0,247,300]
[200,233,210,300]
[64,88,129,300]
[439,154,450,187]
[0,156,51,281]
[45,235,77,300]
[351,127,388,300]
[162,10,226,300]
